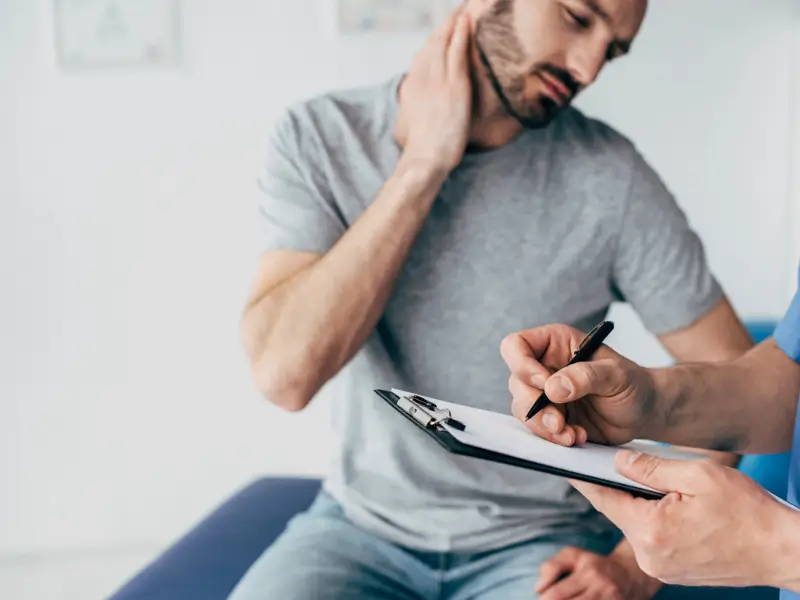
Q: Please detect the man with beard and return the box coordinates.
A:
[233,1,752,598]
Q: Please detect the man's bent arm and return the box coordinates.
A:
[241,11,473,412]
[241,158,446,411]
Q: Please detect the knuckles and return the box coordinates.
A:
[637,456,664,485]
[499,333,519,361]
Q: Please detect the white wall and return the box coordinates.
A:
[1,0,797,558]
[792,0,800,294]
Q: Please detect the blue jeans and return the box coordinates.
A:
[227,491,620,600]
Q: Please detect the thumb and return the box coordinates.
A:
[535,547,579,593]
[615,451,697,493]
[543,358,626,403]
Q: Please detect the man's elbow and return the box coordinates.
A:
[240,322,314,412]
[250,358,316,412]
[244,334,319,411]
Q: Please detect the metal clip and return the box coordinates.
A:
[396,394,465,431]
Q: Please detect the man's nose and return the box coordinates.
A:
[565,43,607,89]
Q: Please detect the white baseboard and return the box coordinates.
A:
[0,546,158,600]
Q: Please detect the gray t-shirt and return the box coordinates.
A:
[255,75,722,553]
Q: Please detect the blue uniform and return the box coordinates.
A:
[775,264,800,600]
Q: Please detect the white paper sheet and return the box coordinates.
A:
[391,389,704,494]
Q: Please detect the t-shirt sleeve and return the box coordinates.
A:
[256,110,345,254]
[774,266,800,363]
[612,148,724,336]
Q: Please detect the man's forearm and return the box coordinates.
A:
[246,157,447,409]
[647,339,800,454]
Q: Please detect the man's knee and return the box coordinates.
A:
[226,532,357,600]
[228,567,349,600]
[226,499,411,600]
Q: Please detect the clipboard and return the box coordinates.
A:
[375,388,705,501]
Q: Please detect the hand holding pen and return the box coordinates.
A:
[502,321,655,447]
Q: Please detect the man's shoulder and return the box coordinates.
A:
[270,76,399,154]
[552,107,637,162]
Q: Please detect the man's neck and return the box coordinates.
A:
[466,70,524,151]
[467,113,522,151]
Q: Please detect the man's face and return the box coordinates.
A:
[474,0,646,128]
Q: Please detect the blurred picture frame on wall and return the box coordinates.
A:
[337,0,455,34]
[53,0,182,69]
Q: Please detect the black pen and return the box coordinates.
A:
[524,321,615,421]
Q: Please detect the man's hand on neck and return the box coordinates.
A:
[393,9,474,176]
[395,7,524,166]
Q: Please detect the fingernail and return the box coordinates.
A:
[531,374,547,389]
[556,430,574,446]
[617,451,640,468]
[549,376,572,400]
[543,412,559,433]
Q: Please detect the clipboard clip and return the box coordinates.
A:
[397,394,466,431]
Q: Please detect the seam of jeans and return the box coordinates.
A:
[436,552,447,599]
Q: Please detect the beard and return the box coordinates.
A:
[474,0,576,129]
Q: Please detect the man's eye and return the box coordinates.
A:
[564,8,591,29]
